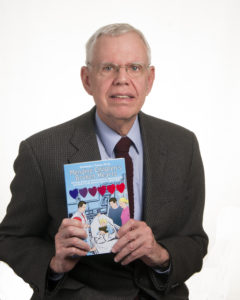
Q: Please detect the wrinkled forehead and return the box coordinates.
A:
[90,32,149,64]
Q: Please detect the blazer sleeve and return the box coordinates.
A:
[150,133,208,293]
[0,140,55,298]
[133,131,208,297]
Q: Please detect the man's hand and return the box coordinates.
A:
[50,218,90,274]
[112,219,169,268]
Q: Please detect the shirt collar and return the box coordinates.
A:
[95,112,142,157]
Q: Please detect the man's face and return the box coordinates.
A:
[110,201,117,209]
[81,32,155,128]
[79,204,86,212]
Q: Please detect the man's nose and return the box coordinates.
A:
[112,66,130,85]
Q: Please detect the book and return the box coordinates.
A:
[64,158,129,255]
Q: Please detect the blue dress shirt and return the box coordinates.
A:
[95,112,143,221]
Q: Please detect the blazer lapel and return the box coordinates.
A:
[68,107,101,164]
[139,112,167,227]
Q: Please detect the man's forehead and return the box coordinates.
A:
[91,32,148,63]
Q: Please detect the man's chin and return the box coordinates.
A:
[110,112,137,123]
[98,108,135,121]
[109,106,139,120]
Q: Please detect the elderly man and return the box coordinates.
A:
[0,23,208,299]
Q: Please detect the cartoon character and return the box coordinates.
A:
[72,201,89,229]
[119,197,130,225]
[72,201,95,252]
[98,215,115,241]
[108,197,122,227]
[90,214,118,254]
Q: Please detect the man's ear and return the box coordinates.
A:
[81,66,93,95]
[146,66,155,95]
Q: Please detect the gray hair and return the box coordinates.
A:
[85,23,151,65]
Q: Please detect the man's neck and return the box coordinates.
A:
[97,112,137,136]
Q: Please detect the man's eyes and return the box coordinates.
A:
[100,64,143,73]
[102,64,115,71]
[129,64,142,72]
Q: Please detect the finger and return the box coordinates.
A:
[114,233,146,264]
[117,219,139,238]
[59,244,90,258]
[112,221,147,253]
[58,225,88,240]
[120,246,146,265]
[55,237,91,260]
[61,236,91,252]
[59,218,85,230]
[112,228,137,253]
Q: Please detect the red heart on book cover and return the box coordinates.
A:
[116,183,125,193]
[107,184,115,194]
[98,185,106,196]
[88,186,97,197]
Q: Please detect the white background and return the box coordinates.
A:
[0,0,240,299]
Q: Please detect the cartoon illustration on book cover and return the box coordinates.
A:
[64,158,129,255]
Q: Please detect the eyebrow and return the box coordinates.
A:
[100,61,146,65]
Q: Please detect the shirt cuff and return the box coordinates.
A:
[152,263,171,274]
[48,268,64,281]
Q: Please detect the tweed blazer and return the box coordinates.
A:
[0,107,208,300]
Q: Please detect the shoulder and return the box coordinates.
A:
[139,111,193,137]
[24,108,96,150]
[27,108,95,142]
[139,111,196,147]
[16,107,97,165]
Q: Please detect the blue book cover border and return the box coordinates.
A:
[64,158,128,255]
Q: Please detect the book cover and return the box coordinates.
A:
[64,158,129,255]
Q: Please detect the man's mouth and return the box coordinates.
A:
[110,94,134,99]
